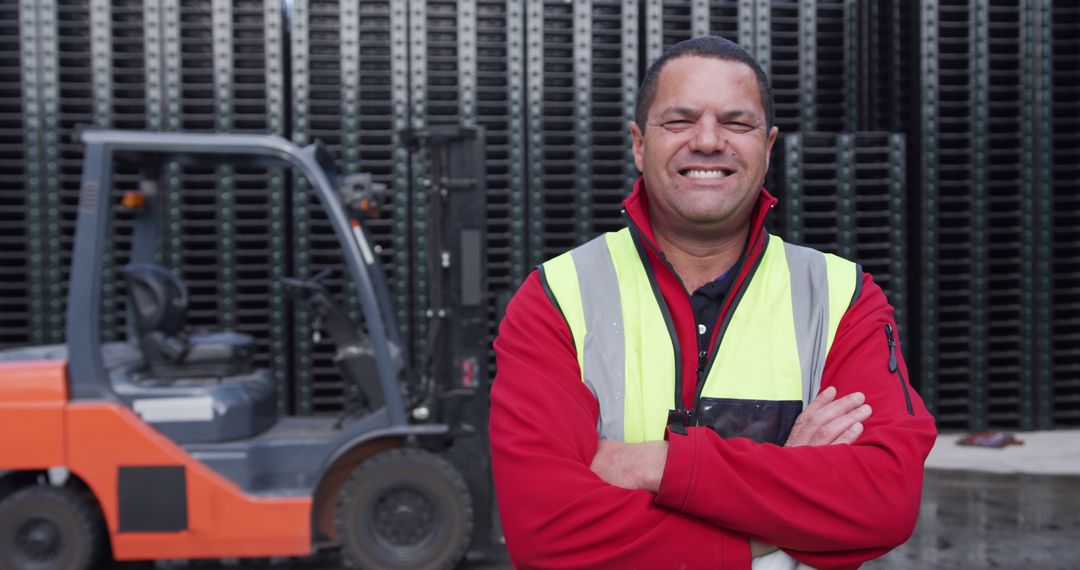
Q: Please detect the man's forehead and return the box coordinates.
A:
[656,54,758,85]
[651,57,764,114]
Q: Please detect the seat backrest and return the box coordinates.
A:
[122,263,189,336]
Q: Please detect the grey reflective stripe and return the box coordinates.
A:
[572,236,625,441]
[784,242,831,407]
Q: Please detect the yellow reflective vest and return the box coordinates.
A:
[539,228,860,444]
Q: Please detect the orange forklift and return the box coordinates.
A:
[0,127,495,569]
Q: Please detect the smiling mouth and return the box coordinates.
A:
[680,167,734,179]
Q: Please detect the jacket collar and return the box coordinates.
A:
[621,176,777,263]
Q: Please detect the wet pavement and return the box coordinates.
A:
[164,468,1080,569]
[866,469,1080,569]
[475,469,1080,569]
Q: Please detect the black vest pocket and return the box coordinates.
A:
[698,398,803,446]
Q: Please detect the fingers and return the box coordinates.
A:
[815,404,871,446]
[802,391,866,437]
[786,390,871,447]
[831,417,866,445]
[803,385,837,414]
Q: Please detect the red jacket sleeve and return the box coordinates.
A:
[654,274,937,569]
[490,271,752,569]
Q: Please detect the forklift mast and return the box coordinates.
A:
[403,125,489,418]
[402,125,495,556]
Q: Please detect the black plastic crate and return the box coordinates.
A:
[929,0,987,430]
[775,132,909,345]
[1051,2,1080,426]
[164,0,290,410]
[54,0,94,345]
[526,0,581,266]
[48,0,146,344]
[525,0,637,269]
[0,0,31,347]
[586,0,635,235]
[767,1,800,133]
[475,0,528,380]
[659,1,691,52]
[290,0,410,414]
[812,0,850,132]
[916,0,1052,431]
[644,0,746,65]
[763,0,856,133]
[228,0,289,390]
[174,0,221,332]
[707,0,742,43]
[982,0,1025,428]
[858,0,916,133]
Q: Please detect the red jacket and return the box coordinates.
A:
[490,180,937,569]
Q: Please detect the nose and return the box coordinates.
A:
[688,118,725,154]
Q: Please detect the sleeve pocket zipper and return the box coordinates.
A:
[885,324,914,416]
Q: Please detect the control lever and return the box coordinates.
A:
[339,173,387,219]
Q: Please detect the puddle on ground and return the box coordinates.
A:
[867,470,1080,569]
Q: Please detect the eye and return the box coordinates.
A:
[661,119,693,131]
[726,122,755,133]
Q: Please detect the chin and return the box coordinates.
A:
[678,207,738,226]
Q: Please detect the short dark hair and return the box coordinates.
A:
[635,36,775,132]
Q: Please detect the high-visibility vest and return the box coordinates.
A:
[540,228,861,444]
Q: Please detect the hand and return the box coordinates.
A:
[589,439,668,493]
[785,386,872,447]
[747,388,871,558]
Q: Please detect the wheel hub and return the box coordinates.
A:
[15,517,62,562]
[372,488,435,547]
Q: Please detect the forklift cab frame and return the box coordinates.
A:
[69,129,407,426]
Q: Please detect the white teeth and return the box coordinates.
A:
[684,169,729,179]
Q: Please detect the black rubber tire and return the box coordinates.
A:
[0,485,104,570]
[336,448,473,570]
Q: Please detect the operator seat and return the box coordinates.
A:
[122,263,255,378]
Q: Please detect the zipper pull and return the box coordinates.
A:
[884,324,898,372]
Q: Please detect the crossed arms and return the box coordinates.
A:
[490,272,937,569]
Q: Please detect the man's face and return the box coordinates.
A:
[631,56,778,235]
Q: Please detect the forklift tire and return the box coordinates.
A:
[0,485,104,570]
[336,448,473,570]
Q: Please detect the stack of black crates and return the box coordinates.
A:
[1,0,1077,431]
[1049,2,1078,426]
[0,0,30,347]
[914,0,1065,430]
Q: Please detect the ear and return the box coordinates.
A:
[763,125,779,172]
[630,121,645,173]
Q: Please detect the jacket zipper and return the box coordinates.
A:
[885,324,914,415]
[622,211,767,422]
[691,227,768,421]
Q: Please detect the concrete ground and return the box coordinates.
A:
[167,430,1080,569]
[863,429,1080,569]
[924,429,1080,476]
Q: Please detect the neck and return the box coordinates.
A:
[652,220,749,293]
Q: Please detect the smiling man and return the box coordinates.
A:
[490,36,936,569]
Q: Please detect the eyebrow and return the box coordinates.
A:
[655,106,700,120]
[719,110,757,122]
